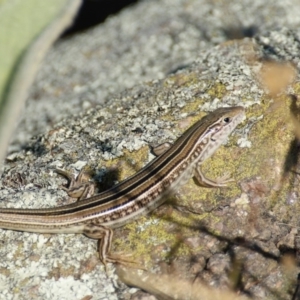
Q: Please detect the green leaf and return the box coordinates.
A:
[0,0,81,163]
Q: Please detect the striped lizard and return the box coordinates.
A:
[0,106,245,267]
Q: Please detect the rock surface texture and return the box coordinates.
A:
[1,0,300,299]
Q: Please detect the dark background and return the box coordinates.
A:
[64,0,139,35]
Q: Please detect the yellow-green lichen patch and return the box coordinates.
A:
[200,144,246,198]
[180,82,229,116]
[293,82,300,95]
[235,96,300,223]
[113,215,168,265]
[180,98,207,116]
[206,83,227,99]
[113,207,211,266]
[216,98,294,190]
[164,72,199,88]
[248,99,293,181]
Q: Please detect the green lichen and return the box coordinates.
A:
[206,83,227,98]
[113,210,209,265]
[292,82,300,95]
[164,72,199,88]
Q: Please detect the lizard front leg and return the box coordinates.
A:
[56,168,95,200]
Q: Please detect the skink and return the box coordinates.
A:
[0,106,245,267]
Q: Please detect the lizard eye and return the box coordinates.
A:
[223,117,230,123]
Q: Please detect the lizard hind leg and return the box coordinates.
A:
[83,224,144,272]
